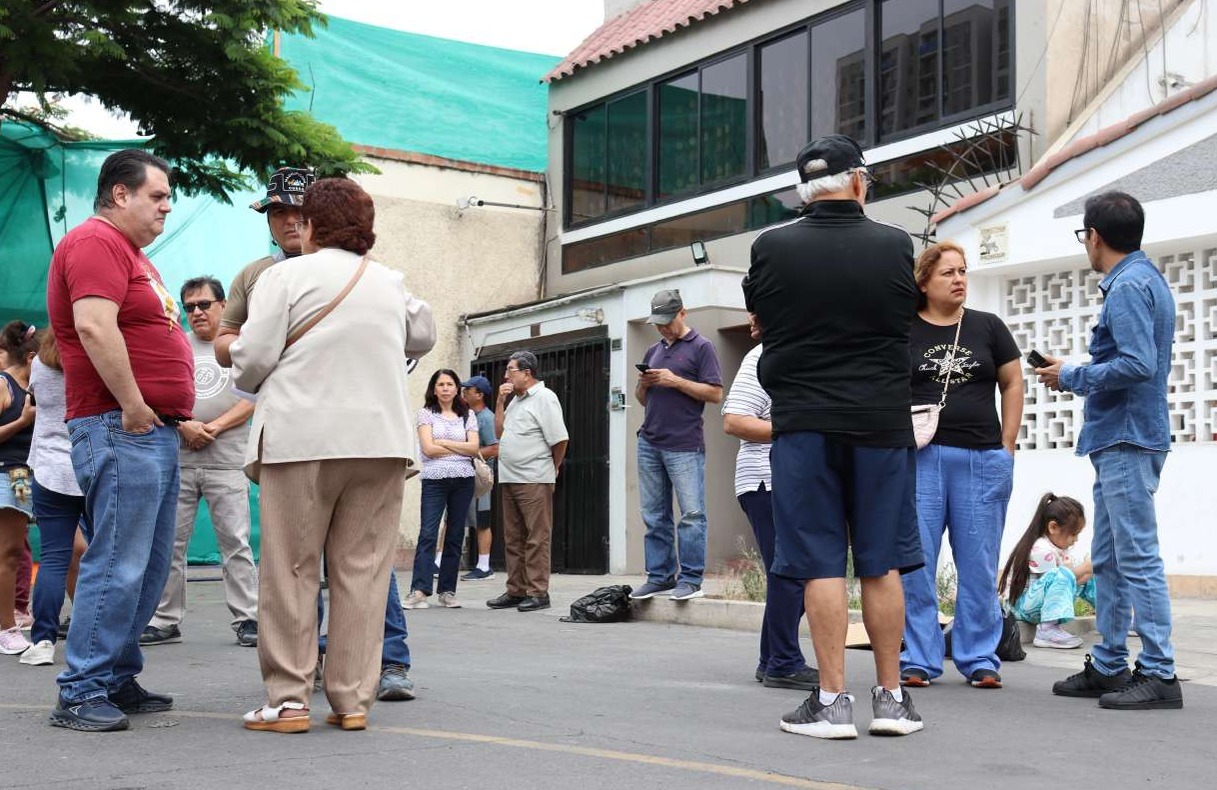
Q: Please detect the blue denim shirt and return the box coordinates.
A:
[1059,251,1174,456]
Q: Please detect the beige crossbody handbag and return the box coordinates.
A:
[910,309,964,450]
[246,256,369,483]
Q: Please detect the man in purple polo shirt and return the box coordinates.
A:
[630,290,723,601]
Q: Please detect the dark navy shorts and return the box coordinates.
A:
[770,431,923,580]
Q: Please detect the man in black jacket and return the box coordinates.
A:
[743,134,923,740]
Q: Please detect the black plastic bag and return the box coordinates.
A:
[942,612,1025,662]
[997,611,1026,662]
[559,585,634,623]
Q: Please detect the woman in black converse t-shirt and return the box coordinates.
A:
[899,242,1023,691]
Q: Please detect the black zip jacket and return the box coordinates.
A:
[742,199,917,444]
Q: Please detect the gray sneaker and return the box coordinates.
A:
[377,664,416,701]
[868,686,923,736]
[670,582,704,601]
[628,580,675,600]
[779,691,857,739]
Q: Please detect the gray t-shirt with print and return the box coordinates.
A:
[181,331,249,469]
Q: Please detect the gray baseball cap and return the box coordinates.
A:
[646,289,684,324]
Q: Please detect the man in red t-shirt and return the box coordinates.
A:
[45,149,194,733]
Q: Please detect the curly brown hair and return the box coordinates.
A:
[301,177,376,255]
[913,241,967,310]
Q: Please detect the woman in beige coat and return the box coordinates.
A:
[231,178,435,733]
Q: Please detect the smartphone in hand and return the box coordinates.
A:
[1026,350,1048,368]
[635,363,650,373]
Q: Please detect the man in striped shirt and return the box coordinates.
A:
[723,344,818,691]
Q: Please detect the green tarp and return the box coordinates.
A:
[278,16,558,172]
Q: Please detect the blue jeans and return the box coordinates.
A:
[738,484,807,676]
[318,568,410,668]
[411,477,475,596]
[29,477,91,646]
[901,445,1013,680]
[1090,445,1174,678]
[637,436,706,586]
[58,412,179,702]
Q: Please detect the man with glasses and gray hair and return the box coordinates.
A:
[486,351,568,613]
[743,134,923,740]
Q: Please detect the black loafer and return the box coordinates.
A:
[487,593,527,609]
[517,595,551,612]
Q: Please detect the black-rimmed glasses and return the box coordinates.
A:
[1074,228,1089,244]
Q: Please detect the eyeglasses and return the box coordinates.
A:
[855,168,875,186]
[182,300,215,313]
[504,366,522,375]
[1074,228,1089,244]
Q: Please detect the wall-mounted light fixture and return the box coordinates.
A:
[456,196,546,212]
[690,240,709,266]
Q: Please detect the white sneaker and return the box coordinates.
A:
[402,590,430,609]
[0,625,32,655]
[1033,622,1083,649]
[437,592,462,609]
[19,639,54,666]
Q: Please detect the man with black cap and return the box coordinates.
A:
[214,167,315,367]
[743,134,923,740]
[459,375,499,581]
[629,289,722,603]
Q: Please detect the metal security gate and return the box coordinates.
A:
[472,330,610,574]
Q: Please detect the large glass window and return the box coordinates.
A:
[658,73,699,198]
[700,54,748,184]
[569,104,607,224]
[606,91,648,213]
[879,0,940,138]
[757,32,808,171]
[811,8,867,142]
[563,0,1015,235]
[651,201,749,252]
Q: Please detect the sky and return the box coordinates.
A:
[17,0,604,138]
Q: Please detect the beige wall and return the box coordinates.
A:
[354,157,545,545]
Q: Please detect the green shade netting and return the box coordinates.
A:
[279,15,558,172]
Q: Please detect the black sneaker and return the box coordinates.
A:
[49,694,129,732]
[1098,668,1183,710]
[1053,654,1132,698]
[868,686,924,736]
[517,595,551,612]
[779,689,857,739]
[110,678,173,714]
[461,568,494,581]
[235,620,258,648]
[763,666,821,691]
[138,624,181,646]
[487,593,527,609]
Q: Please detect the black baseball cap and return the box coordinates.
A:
[795,135,866,183]
[250,167,316,212]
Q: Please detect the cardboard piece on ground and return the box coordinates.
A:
[844,614,953,648]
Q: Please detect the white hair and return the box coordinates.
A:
[796,169,858,204]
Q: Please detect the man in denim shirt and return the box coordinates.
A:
[1035,191,1181,710]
